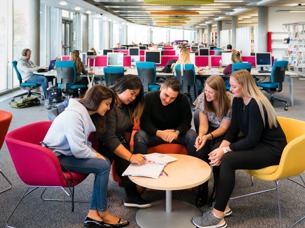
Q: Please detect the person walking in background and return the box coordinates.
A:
[192,70,287,228]
[98,75,152,208]
[43,85,129,228]
[193,75,232,207]
[134,77,197,157]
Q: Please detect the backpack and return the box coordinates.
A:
[48,86,64,103]
[10,97,41,108]
[162,59,177,73]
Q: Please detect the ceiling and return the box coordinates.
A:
[42,0,305,29]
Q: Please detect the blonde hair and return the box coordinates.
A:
[204,75,231,117]
[231,49,242,63]
[176,48,192,64]
[230,70,278,128]
[70,50,83,74]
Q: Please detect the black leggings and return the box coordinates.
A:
[213,143,281,212]
[99,142,140,199]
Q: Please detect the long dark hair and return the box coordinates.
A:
[110,75,144,122]
[79,84,115,135]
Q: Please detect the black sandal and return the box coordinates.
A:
[103,218,129,227]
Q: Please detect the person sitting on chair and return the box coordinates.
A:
[223,49,242,76]
[17,48,50,100]
[193,75,232,207]
[133,77,197,157]
[191,70,287,228]
[43,85,129,228]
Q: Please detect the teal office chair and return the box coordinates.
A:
[257,60,289,111]
[174,63,197,103]
[103,66,124,87]
[225,62,253,91]
[11,61,42,102]
[136,62,160,93]
[55,61,87,98]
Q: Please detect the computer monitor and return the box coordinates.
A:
[199,48,210,56]
[145,50,161,64]
[190,52,196,64]
[221,52,232,67]
[103,49,113,56]
[191,46,199,52]
[139,45,147,50]
[255,52,272,71]
[107,53,124,67]
[129,47,139,56]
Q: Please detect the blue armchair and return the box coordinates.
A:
[136,62,160,93]
[257,60,289,111]
[174,63,197,102]
[11,61,42,102]
[55,60,87,97]
[225,62,253,91]
[103,66,124,87]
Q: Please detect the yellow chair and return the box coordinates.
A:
[230,116,305,228]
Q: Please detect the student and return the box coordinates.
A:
[17,48,49,100]
[193,75,232,207]
[43,85,129,228]
[174,47,205,101]
[192,70,287,228]
[223,49,242,75]
[133,77,197,157]
[98,75,151,208]
[226,44,232,50]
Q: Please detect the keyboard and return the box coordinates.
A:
[258,70,271,73]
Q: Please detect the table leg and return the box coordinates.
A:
[165,190,172,213]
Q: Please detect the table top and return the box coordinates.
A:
[129,154,211,191]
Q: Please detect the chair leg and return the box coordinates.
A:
[0,170,12,194]
[6,187,38,227]
[273,97,288,111]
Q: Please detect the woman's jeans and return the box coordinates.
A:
[57,155,111,212]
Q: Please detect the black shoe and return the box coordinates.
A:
[124,196,151,208]
[84,217,111,228]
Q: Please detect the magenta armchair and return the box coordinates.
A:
[5,121,88,226]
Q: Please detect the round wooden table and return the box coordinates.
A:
[129,154,211,228]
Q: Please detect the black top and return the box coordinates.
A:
[140,91,192,136]
[224,98,286,156]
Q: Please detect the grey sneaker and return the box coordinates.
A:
[192,210,227,228]
[224,208,232,217]
[44,99,51,109]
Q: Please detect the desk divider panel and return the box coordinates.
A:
[195,56,209,67]
[211,56,222,67]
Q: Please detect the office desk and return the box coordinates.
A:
[129,154,211,228]
[200,68,298,106]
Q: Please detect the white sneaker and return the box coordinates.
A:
[192,210,227,228]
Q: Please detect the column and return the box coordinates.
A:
[217,21,222,47]
[257,6,268,52]
[231,16,237,49]
[28,0,40,65]
[207,24,212,45]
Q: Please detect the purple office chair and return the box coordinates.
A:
[5,121,88,226]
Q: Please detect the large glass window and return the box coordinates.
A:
[0,0,9,91]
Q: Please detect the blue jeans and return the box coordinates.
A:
[57,155,111,212]
[26,74,49,98]
[134,129,198,157]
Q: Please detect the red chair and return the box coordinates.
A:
[0,110,13,194]
[5,121,88,226]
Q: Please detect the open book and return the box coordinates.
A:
[122,153,177,179]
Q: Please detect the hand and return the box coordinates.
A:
[157,129,177,143]
[129,154,146,166]
[194,135,208,151]
[208,147,224,166]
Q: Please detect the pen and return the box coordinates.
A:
[163,170,169,176]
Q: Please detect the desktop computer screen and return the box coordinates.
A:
[221,52,232,67]
[80,52,87,66]
[191,46,199,52]
[129,47,139,56]
[103,49,113,56]
[190,52,196,64]
[139,45,147,50]
[145,50,161,64]
[199,48,210,56]
[107,53,124,66]
[255,52,272,71]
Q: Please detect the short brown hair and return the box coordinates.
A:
[163,77,181,92]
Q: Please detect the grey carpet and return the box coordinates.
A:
[1,78,305,228]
